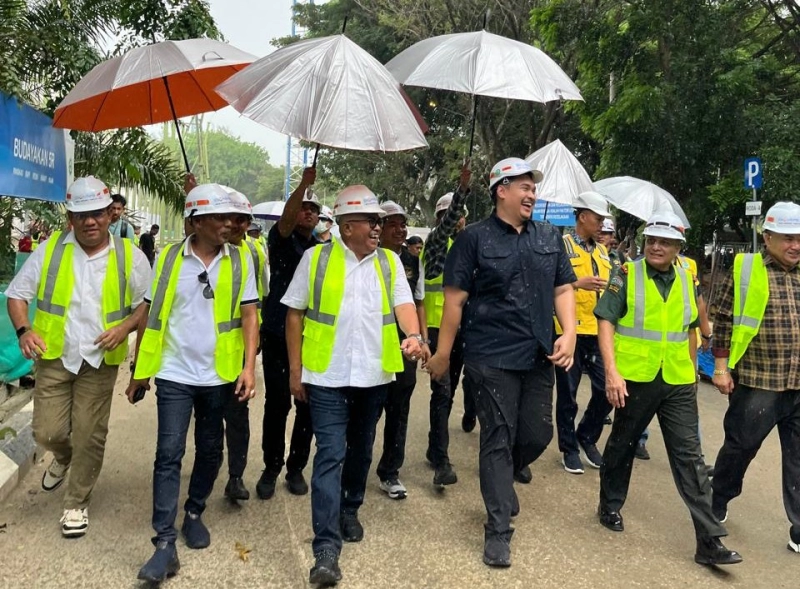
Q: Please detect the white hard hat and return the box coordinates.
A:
[332,185,385,218]
[303,189,322,212]
[319,205,333,221]
[601,218,616,233]
[381,200,407,219]
[574,191,612,217]
[763,201,800,235]
[435,193,454,215]
[643,210,686,242]
[65,176,112,213]
[221,185,252,217]
[184,183,244,218]
[489,157,543,190]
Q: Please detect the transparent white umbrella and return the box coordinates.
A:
[525,139,593,205]
[594,176,691,228]
[252,200,285,220]
[386,30,583,155]
[216,34,428,159]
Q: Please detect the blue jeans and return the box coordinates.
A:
[151,379,231,545]
[307,384,387,556]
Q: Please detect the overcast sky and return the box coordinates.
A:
[203,0,310,166]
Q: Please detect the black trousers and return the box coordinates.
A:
[426,327,464,467]
[713,384,800,541]
[465,358,554,539]
[376,356,417,481]
[599,372,726,539]
[555,335,612,454]
[223,392,249,478]
[260,331,313,476]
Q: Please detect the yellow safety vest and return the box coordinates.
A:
[557,234,612,335]
[302,241,402,373]
[614,259,698,385]
[134,241,247,382]
[421,238,453,329]
[32,231,133,365]
[243,236,266,300]
[729,253,769,368]
[676,254,698,282]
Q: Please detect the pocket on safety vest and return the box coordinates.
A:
[616,338,649,358]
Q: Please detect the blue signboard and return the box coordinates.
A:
[533,200,575,226]
[0,92,67,202]
[744,157,763,190]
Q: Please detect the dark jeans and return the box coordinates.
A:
[427,327,464,467]
[555,335,612,454]
[600,372,725,540]
[307,384,387,556]
[377,357,416,481]
[465,358,554,539]
[713,384,800,540]
[261,331,313,476]
[224,392,249,478]
[151,379,231,544]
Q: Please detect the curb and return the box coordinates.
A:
[0,400,39,503]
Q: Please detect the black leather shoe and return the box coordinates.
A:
[511,490,520,518]
[483,530,513,567]
[462,413,477,433]
[256,471,277,500]
[286,470,309,496]
[513,465,532,484]
[598,506,624,532]
[137,541,180,583]
[310,550,342,586]
[695,536,743,566]
[433,462,458,487]
[225,477,250,501]
[635,442,650,460]
[340,512,364,543]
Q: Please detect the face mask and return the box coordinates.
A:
[315,220,329,234]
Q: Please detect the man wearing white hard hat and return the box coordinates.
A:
[257,167,318,501]
[282,185,422,585]
[554,191,614,475]
[594,210,741,566]
[598,218,624,267]
[127,183,259,582]
[217,187,266,503]
[428,157,577,567]
[712,201,800,555]
[314,205,334,243]
[6,176,151,538]
[421,163,472,490]
[374,200,428,500]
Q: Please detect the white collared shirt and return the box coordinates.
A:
[281,242,414,388]
[144,238,258,386]
[5,231,151,374]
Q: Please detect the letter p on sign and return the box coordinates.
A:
[744,157,763,189]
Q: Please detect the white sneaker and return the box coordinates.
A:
[60,508,88,537]
[788,537,800,553]
[379,478,408,500]
[42,458,69,492]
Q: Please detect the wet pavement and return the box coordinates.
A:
[0,365,793,588]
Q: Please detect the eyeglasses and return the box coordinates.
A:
[71,209,108,221]
[349,217,384,229]
[197,271,215,299]
[645,237,680,248]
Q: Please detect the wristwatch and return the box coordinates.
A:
[16,326,30,339]
[407,333,424,345]
[701,333,712,340]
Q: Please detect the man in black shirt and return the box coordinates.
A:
[375,201,428,500]
[138,224,159,267]
[428,157,577,568]
[257,167,318,500]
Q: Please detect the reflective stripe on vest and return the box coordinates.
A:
[422,239,452,328]
[729,254,769,368]
[107,235,132,323]
[614,259,698,385]
[145,244,184,332]
[36,231,71,316]
[218,250,243,333]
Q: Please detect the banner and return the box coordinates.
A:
[533,200,575,226]
[0,92,68,202]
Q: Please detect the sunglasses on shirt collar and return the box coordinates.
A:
[197,271,215,300]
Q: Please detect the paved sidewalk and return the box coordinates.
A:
[0,364,794,588]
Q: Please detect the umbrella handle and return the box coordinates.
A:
[467,95,479,158]
[312,143,321,168]
[163,76,191,173]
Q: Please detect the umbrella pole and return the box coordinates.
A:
[312,143,321,168]
[467,94,479,158]
[162,76,191,173]
[544,200,549,221]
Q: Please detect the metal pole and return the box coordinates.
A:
[162,76,191,173]
[752,187,757,252]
